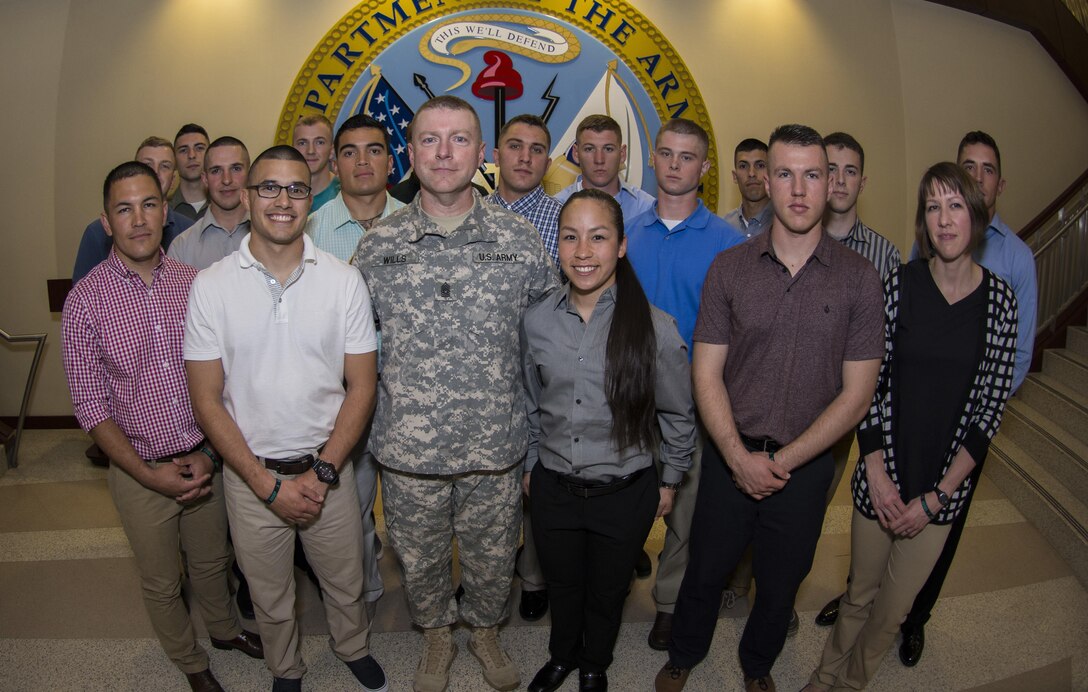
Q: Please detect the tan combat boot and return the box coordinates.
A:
[413,625,456,692]
[468,626,520,691]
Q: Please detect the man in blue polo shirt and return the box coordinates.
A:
[625,118,745,651]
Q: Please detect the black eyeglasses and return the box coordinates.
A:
[246,183,312,200]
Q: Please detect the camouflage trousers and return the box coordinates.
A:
[381,464,521,628]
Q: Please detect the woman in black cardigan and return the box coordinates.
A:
[804,162,1018,691]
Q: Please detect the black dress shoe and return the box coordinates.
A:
[580,670,608,691]
[635,549,652,578]
[528,660,574,692]
[520,589,549,621]
[815,595,841,626]
[647,611,672,651]
[185,669,224,692]
[899,623,925,667]
[211,630,264,659]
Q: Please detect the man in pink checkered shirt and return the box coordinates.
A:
[61,161,262,692]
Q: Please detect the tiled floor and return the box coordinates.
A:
[1,429,1084,691]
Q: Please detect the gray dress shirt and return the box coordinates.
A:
[522,284,696,484]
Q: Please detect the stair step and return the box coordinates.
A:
[1042,349,1088,394]
[1067,325,1088,359]
[985,435,1088,590]
[997,398,1088,501]
[1017,373,1088,445]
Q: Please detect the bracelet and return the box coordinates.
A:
[768,449,776,462]
[660,481,681,491]
[199,446,221,471]
[265,478,282,505]
[920,493,935,520]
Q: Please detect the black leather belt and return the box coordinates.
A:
[739,433,782,454]
[546,465,650,498]
[149,438,206,465]
[259,454,317,476]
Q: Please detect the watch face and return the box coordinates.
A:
[314,460,339,484]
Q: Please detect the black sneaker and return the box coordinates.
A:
[271,678,301,692]
[346,654,388,692]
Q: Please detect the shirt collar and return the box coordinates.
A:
[238,232,317,270]
[406,192,494,243]
[555,281,618,314]
[200,209,250,236]
[489,185,547,215]
[105,246,165,281]
[988,212,1012,238]
[574,175,644,201]
[649,199,710,231]
[756,227,834,268]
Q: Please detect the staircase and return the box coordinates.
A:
[987,324,1088,589]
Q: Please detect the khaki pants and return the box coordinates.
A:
[109,462,239,674]
[811,509,951,690]
[652,429,704,613]
[224,462,370,679]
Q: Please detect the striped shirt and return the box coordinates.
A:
[836,218,901,281]
[486,186,562,267]
[62,250,204,459]
[305,191,406,262]
[852,264,1018,524]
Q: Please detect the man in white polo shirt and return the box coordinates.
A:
[184,145,386,692]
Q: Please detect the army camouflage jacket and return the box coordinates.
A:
[353,194,559,474]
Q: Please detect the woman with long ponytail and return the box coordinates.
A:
[521,189,697,692]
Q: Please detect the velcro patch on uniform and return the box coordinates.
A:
[375,252,420,266]
[474,251,525,263]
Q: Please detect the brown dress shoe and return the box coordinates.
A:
[744,674,776,692]
[211,629,264,659]
[185,669,224,692]
[647,611,673,650]
[654,662,689,691]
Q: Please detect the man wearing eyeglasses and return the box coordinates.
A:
[185,145,388,692]
[168,136,252,270]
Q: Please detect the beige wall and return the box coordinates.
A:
[2,0,1087,417]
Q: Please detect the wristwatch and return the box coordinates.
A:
[933,486,951,507]
[312,458,340,485]
[660,481,681,491]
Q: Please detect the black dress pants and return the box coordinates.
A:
[669,441,833,678]
[530,462,659,672]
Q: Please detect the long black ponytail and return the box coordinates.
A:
[561,189,658,451]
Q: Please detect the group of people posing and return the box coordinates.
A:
[62,93,1036,692]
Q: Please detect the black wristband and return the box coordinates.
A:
[920,493,936,520]
[265,478,282,505]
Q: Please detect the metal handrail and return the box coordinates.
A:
[1031,178,1088,336]
[1,328,47,469]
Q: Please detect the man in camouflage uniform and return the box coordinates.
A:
[352,96,557,692]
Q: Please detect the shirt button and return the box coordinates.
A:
[576,399,582,404]
[574,437,580,443]
[578,357,584,362]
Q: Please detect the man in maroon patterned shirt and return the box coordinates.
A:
[61,161,262,692]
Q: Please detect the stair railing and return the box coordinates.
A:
[1,328,47,469]
[1027,175,1088,339]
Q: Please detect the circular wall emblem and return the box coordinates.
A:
[278,0,718,210]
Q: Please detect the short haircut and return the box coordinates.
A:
[957,130,1001,177]
[294,114,334,134]
[498,114,551,150]
[768,124,825,150]
[575,114,622,143]
[204,136,249,171]
[102,161,161,210]
[135,136,174,155]
[173,123,209,146]
[655,118,709,158]
[734,138,767,159]
[408,95,482,142]
[247,145,309,185]
[335,113,389,152]
[913,161,989,260]
[824,131,865,174]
